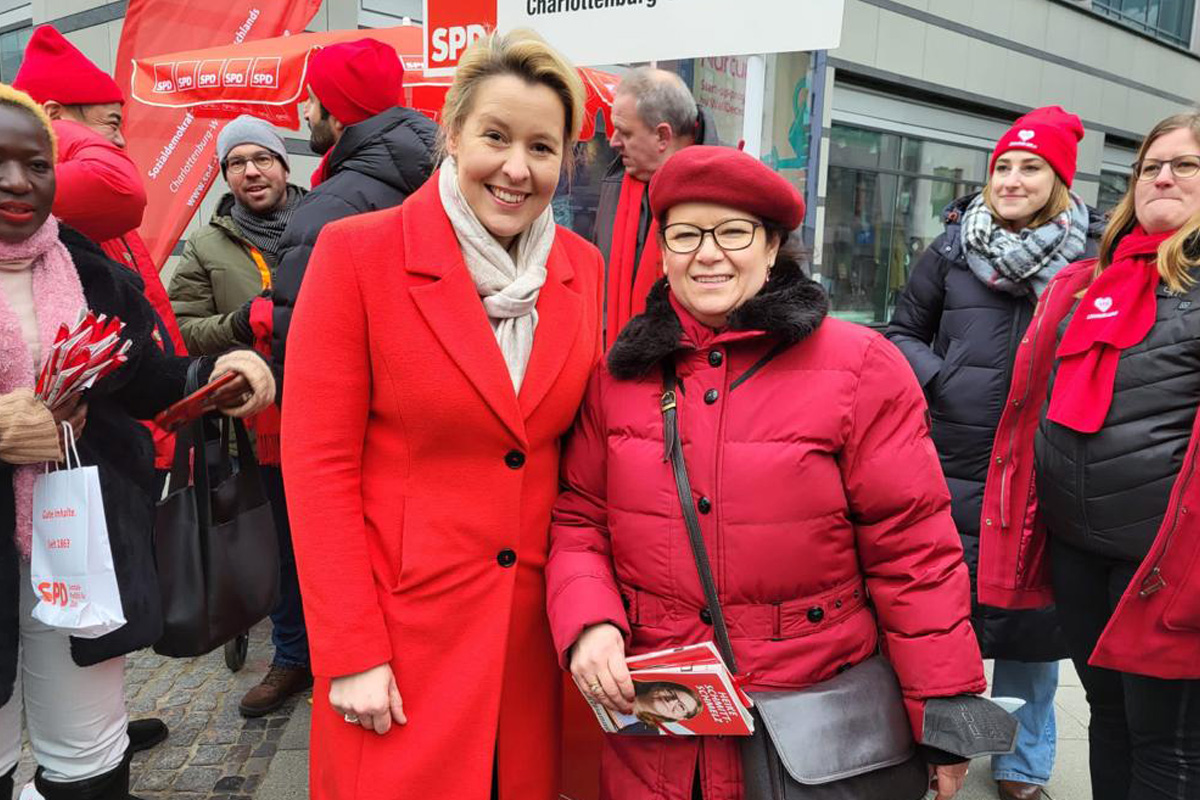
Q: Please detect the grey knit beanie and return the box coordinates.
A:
[217,115,289,172]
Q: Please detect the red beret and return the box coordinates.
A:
[990,105,1084,187]
[307,38,403,127]
[14,26,124,106]
[649,146,805,230]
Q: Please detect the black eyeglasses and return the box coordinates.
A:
[1133,155,1200,182]
[225,153,279,175]
[661,220,762,254]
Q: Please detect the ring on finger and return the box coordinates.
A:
[588,681,603,694]
[343,713,360,724]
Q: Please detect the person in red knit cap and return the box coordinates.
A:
[888,105,1102,800]
[978,110,1200,800]
[267,37,438,372]
[12,24,182,757]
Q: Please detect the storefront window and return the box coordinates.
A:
[0,26,31,84]
[819,124,987,325]
[1098,170,1130,216]
[560,52,816,245]
[1093,0,1194,47]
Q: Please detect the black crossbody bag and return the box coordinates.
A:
[659,364,928,800]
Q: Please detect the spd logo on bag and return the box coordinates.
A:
[29,423,126,638]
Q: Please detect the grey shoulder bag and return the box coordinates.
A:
[659,364,928,800]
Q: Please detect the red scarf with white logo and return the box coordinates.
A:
[1047,226,1174,433]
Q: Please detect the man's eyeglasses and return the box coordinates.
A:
[225,153,279,175]
[661,220,762,254]
[1133,155,1200,182]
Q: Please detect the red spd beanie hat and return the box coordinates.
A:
[307,38,403,127]
[990,106,1084,187]
[650,146,805,230]
[13,25,124,105]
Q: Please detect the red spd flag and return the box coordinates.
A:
[114,0,322,268]
[129,26,445,129]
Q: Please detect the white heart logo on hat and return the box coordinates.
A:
[1018,129,1036,142]
[1095,297,1113,313]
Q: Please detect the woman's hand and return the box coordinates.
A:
[51,393,87,443]
[570,623,635,714]
[329,663,407,735]
[929,762,969,800]
[209,351,276,417]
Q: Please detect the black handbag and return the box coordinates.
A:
[659,365,928,800]
[153,360,280,657]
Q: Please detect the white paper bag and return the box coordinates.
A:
[29,423,126,638]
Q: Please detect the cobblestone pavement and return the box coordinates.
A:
[10,620,310,800]
[9,641,1096,800]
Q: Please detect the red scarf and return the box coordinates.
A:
[310,151,331,188]
[1047,226,1174,433]
[247,293,282,465]
[606,174,662,346]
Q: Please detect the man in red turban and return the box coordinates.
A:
[267,38,438,367]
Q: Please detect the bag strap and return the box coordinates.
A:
[660,362,738,675]
[226,416,262,483]
[168,360,211,530]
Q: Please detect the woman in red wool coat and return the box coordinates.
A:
[547,146,988,800]
[281,31,601,800]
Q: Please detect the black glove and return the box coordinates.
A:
[230,297,256,345]
[921,695,1019,758]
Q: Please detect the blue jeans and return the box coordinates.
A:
[261,465,310,669]
[990,659,1059,785]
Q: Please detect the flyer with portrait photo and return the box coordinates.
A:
[580,642,755,736]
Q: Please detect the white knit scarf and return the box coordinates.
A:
[438,157,554,391]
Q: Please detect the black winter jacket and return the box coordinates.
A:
[271,106,438,366]
[886,194,1102,661]
[1036,280,1200,562]
[0,226,214,705]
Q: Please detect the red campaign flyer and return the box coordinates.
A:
[580,643,755,737]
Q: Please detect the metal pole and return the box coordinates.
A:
[741,54,767,157]
[805,49,828,251]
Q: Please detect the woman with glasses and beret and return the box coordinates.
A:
[546,145,987,800]
[980,112,1200,800]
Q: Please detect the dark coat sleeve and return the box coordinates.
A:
[104,264,213,419]
[270,190,362,368]
[885,244,950,389]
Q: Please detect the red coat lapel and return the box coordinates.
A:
[519,236,582,420]
[403,179,527,445]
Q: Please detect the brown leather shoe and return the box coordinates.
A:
[238,664,313,717]
[997,780,1043,800]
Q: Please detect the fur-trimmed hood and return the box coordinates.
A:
[607,259,829,379]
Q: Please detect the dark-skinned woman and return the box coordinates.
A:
[0,84,275,800]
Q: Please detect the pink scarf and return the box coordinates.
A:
[0,216,86,558]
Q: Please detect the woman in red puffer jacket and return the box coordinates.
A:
[547,146,987,800]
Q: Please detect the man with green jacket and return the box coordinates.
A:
[168,115,310,717]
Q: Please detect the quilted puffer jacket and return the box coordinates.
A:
[547,262,986,800]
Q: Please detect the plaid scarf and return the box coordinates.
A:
[961,192,1089,299]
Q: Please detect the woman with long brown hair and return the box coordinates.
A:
[980,112,1200,799]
